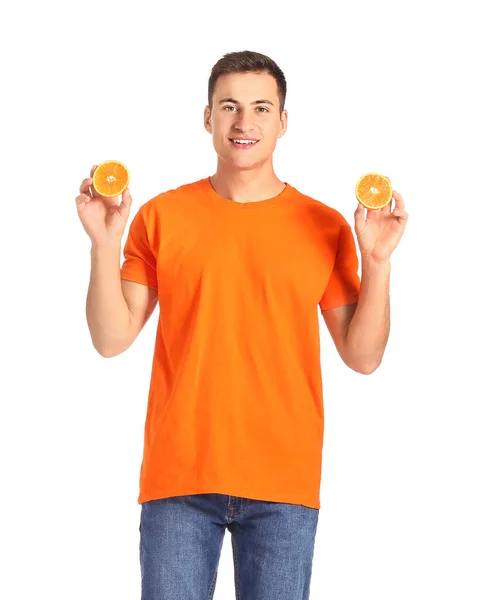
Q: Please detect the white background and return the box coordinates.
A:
[1,0,484,598]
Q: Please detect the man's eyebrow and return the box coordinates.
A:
[218,97,275,107]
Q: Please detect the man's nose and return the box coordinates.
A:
[234,110,256,130]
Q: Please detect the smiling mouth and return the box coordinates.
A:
[229,139,260,147]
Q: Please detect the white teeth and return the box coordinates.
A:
[232,139,257,144]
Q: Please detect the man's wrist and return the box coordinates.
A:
[91,238,122,254]
[361,253,391,272]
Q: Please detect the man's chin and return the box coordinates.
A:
[215,147,269,169]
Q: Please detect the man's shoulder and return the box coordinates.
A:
[138,178,205,216]
[290,184,350,229]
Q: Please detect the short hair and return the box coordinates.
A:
[208,50,287,116]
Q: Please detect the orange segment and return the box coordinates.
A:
[355,173,392,210]
[92,160,130,197]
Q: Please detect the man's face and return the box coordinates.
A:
[204,72,287,170]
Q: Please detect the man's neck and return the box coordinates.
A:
[209,167,285,204]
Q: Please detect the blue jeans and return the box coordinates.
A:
[139,493,319,599]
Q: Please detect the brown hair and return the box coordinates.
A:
[208,50,287,116]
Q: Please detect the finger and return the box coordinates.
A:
[392,190,405,210]
[384,176,393,211]
[89,165,98,197]
[80,177,94,198]
[381,198,393,215]
[367,207,383,222]
[392,208,409,222]
[75,193,91,211]
[117,187,133,221]
[80,165,99,199]
[354,201,366,229]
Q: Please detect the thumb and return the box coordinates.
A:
[118,187,133,221]
[354,201,366,231]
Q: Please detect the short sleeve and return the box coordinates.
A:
[319,223,360,312]
[120,206,158,290]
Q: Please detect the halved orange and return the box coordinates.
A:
[355,173,392,210]
[92,160,130,197]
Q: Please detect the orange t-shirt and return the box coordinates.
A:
[120,177,361,509]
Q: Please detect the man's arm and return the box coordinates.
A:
[322,186,407,374]
[86,241,158,358]
[322,256,390,374]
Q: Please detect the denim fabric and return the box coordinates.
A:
[139,493,319,599]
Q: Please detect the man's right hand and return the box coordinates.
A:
[76,164,133,247]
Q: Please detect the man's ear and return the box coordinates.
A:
[204,106,212,134]
[277,109,288,138]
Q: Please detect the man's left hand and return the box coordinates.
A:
[354,187,409,263]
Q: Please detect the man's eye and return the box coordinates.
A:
[223,106,269,113]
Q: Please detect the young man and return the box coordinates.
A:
[77,51,408,600]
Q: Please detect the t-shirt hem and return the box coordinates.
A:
[320,294,359,312]
[120,269,158,291]
[138,485,320,510]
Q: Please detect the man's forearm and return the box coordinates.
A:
[345,256,391,373]
[86,241,132,357]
